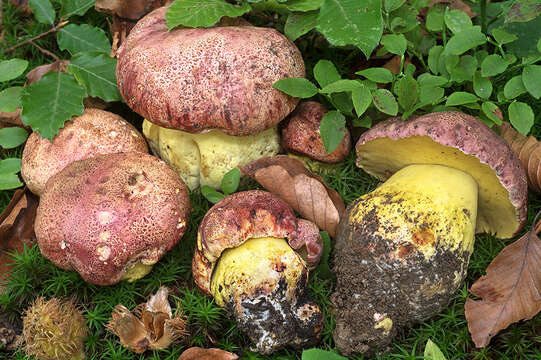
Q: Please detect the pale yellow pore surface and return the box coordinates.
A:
[122,262,153,282]
[349,164,478,260]
[210,237,306,307]
[143,120,280,190]
[357,136,516,237]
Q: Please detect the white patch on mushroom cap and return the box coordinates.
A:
[97,245,111,261]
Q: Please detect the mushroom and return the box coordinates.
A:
[192,190,324,354]
[35,152,191,285]
[21,108,148,195]
[116,6,304,189]
[331,112,528,355]
[282,101,352,164]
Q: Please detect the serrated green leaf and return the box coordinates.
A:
[316,0,383,59]
[451,55,477,83]
[57,24,111,55]
[384,0,405,12]
[352,85,371,117]
[201,185,225,203]
[0,173,23,190]
[320,110,346,153]
[505,0,541,23]
[285,11,318,41]
[285,0,323,11]
[444,8,472,34]
[397,75,418,112]
[424,339,447,360]
[273,78,318,98]
[330,93,354,115]
[356,68,394,83]
[313,60,341,88]
[504,75,526,99]
[426,3,445,31]
[417,73,447,87]
[0,87,23,112]
[302,348,347,360]
[444,26,486,55]
[481,101,502,125]
[428,46,444,74]
[481,54,508,77]
[314,231,333,279]
[166,0,250,29]
[60,0,95,17]
[419,85,444,106]
[473,72,492,99]
[221,168,240,195]
[0,158,22,174]
[67,53,120,102]
[381,33,407,56]
[320,79,362,94]
[0,59,29,82]
[522,64,541,99]
[0,128,28,149]
[29,0,55,24]
[491,27,518,45]
[373,89,398,115]
[21,72,85,140]
[445,92,478,106]
[509,101,534,135]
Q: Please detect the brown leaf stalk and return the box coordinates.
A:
[6,21,69,53]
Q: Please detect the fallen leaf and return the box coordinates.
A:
[464,212,541,347]
[106,286,187,353]
[241,155,345,238]
[25,60,70,85]
[178,347,239,360]
[95,0,170,20]
[8,0,31,14]
[383,55,412,75]
[0,109,24,128]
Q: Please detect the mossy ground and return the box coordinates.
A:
[1,2,541,359]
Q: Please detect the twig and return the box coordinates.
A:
[6,20,69,53]
[29,40,60,61]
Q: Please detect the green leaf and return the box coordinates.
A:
[0,158,22,174]
[397,75,418,112]
[417,73,448,87]
[166,0,251,29]
[320,110,346,153]
[314,231,333,279]
[445,92,478,106]
[302,348,347,360]
[29,0,55,24]
[481,101,502,125]
[0,59,29,82]
[273,78,318,98]
[60,0,96,18]
[373,89,398,115]
[285,11,318,41]
[505,0,541,23]
[320,79,362,94]
[522,65,541,99]
[67,53,121,102]
[451,55,477,83]
[352,116,372,128]
[221,168,240,195]
[389,4,419,33]
[384,0,405,12]
[428,46,444,74]
[0,128,29,149]
[0,87,23,112]
[352,85,372,117]
[21,72,86,141]
[285,0,323,11]
[330,93,354,115]
[424,339,447,360]
[504,75,527,99]
[473,72,492,99]
[481,54,508,77]
[0,173,23,191]
[317,0,383,59]
[313,60,341,88]
[509,101,534,135]
[426,3,445,31]
[381,34,407,56]
[57,24,111,55]
[444,26,486,55]
[491,27,518,45]
[201,185,226,204]
[418,85,444,106]
[538,38,541,52]
[444,9,472,34]
[356,68,394,83]
[504,15,541,57]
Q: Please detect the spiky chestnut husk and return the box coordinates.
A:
[23,297,87,360]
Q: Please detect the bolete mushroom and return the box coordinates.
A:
[331,112,528,355]
[35,152,190,285]
[116,6,304,189]
[192,190,323,354]
[21,108,148,195]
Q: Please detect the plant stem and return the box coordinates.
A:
[6,20,69,53]
[480,0,487,34]
[29,41,60,61]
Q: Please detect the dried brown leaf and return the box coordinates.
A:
[240,155,345,237]
[25,60,70,85]
[383,55,412,75]
[0,109,24,128]
[178,347,238,360]
[95,0,170,20]
[8,0,31,13]
[465,213,541,347]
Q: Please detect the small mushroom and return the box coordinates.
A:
[332,112,528,355]
[35,152,191,285]
[21,108,148,195]
[192,190,323,354]
[116,6,304,189]
[282,102,352,164]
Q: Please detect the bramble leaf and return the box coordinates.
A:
[166,0,251,29]
[0,59,29,82]
[509,101,534,135]
[0,128,28,149]
[504,76,526,99]
[491,28,518,45]
[313,60,341,88]
[285,11,318,41]
[444,26,486,55]
[481,101,502,125]
[522,65,541,99]
[426,3,445,32]
[444,9,472,34]
[372,89,398,115]
[445,92,478,106]
[0,87,23,112]
[481,54,508,77]
[417,74,447,87]
[383,0,406,13]
[67,53,121,102]
[351,85,371,117]
[273,78,318,98]
[381,33,407,56]
[320,110,346,154]
[57,24,111,55]
[319,80,362,94]
[356,68,394,83]
[397,75,418,112]
[473,72,492,99]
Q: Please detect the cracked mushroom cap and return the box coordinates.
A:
[35,152,190,286]
[282,102,352,163]
[355,111,527,238]
[116,6,305,136]
[21,108,148,195]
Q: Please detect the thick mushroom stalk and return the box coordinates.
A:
[332,164,478,355]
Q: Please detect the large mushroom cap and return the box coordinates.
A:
[21,108,148,195]
[355,111,527,238]
[35,152,190,285]
[116,7,305,136]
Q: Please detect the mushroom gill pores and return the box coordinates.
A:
[332,112,528,356]
[193,191,323,354]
